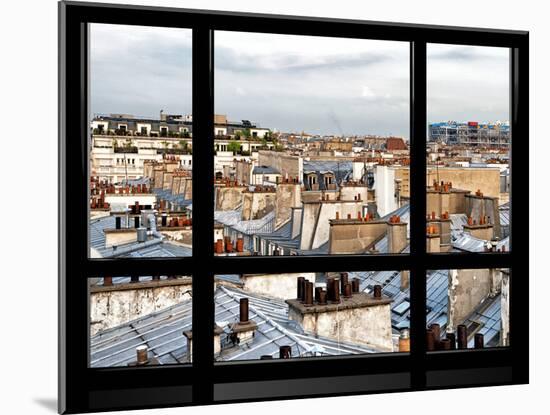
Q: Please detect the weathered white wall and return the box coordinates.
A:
[90,283,192,335]
[289,303,393,352]
[242,273,316,300]
[448,268,493,330]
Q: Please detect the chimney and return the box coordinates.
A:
[297,276,305,301]
[127,345,159,366]
[352,278,360,293]
[229,298,258,346]
[239,298,249,323]
[400,270,410,291]
[137,227,147,243]
[236,238,244,253]
[279,345,292,359]
[136,345,148,364]
[387,215,407,254]
[398,329,410,352]
[426,225,441,253]
[457,324,467,349]
[115,216,121,230]
[215,239,224,254]
[426,329,436,351]
[429,323,441,349]
[439,338,451,350]
[286,275,393,351]
[474,333,484,349]
[446,331,456,350]
[183,326,223,362]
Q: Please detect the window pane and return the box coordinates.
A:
[89,275,192,367]
[426,268,510,350]
[88,24,193,258]
[427,45,510,253]
[214,32,410,256]
[214,270,410,362]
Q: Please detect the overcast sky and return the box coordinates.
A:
[91,24,510,138]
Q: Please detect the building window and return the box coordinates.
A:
[61,5,527,412]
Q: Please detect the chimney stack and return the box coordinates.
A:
[446,331,456,350]
[297,276,305,301]
[304,281,314,306]
[426,329,435,351]
[239,298,249,324]
[340,272,349,294]
[318,289,327,305]
[399,329,410,352]
[136,345,148,365]
[279,345,292,359]
[474,333,484,349]
[457,324,468,349]
[331,279,341,303]
[439,338,451,350]
[343,283,352,298]
[352,278,360,293]
[429,323,441,348]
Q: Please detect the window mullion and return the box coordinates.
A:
[191,26,215,403]
[409,40,428,388]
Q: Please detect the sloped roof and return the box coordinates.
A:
[89,215,192,258]
[90,285,377,367]
[214,209,275,236]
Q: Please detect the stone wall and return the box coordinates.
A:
[241,273,316,300]
[90,279,193,335]
[288,297,393,351]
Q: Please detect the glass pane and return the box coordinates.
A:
[88,24,193,258]
[426,268,510,350]
[427,44,510,253]
[214,32,410,256]
[89,275,192,367]
[214,270,410,362]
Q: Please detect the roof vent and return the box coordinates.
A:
[137,227,147,243]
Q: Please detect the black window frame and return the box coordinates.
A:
[59,1,529,413]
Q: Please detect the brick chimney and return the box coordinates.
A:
[286,276,393,351]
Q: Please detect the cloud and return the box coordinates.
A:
[90,26,509,138]
[215,46,392,73]
[361,85,377,99]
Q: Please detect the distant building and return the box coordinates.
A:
[429,121,510,146]
[386,137,408,151]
